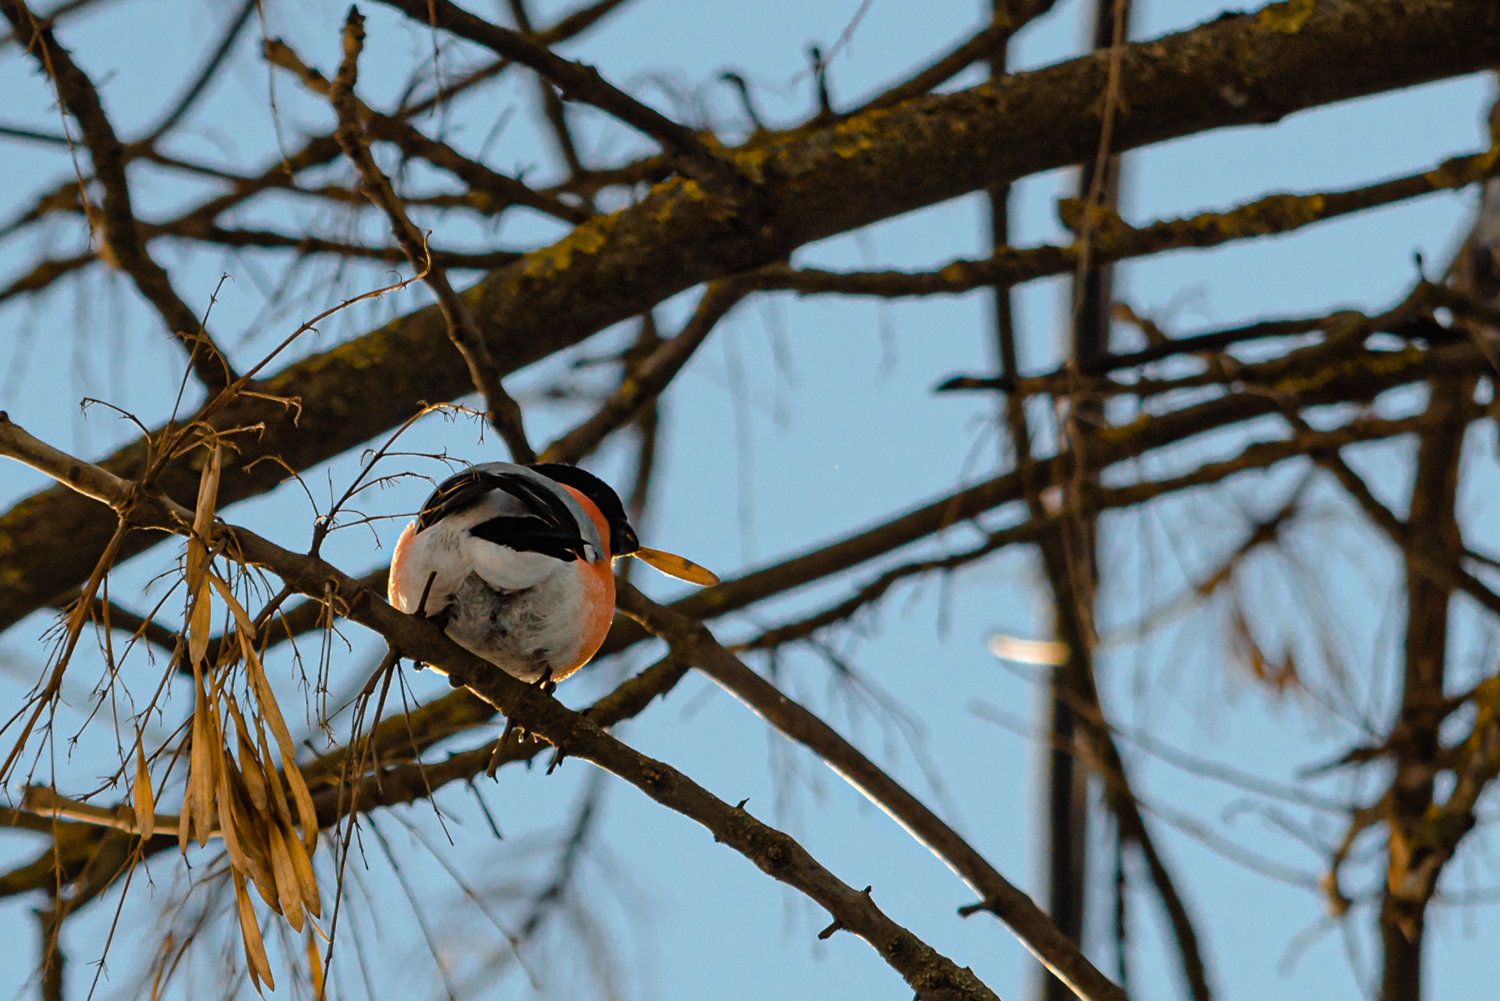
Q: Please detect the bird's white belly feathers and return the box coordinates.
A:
[389,495,601,682]
[441,568,596,682]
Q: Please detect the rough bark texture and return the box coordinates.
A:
[1379,377,1470,1001]
[3,0,1498,631]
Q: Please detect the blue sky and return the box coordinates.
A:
[1,1,1496,999]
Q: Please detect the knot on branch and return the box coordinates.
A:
[818,886,872,939]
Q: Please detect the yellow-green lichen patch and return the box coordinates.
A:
[731,146,771,170]
[1267,345,1423,396]
[1198,192,1326,239]
[1256,0,1314,35]
[728,144,772,185]
[1058,199,1130,245]
[828,106,893,160]
[520,210,623,279]
[1424,149,1499,191]
[653,178,712,224]
[939,261,971,286]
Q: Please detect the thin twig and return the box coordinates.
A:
[330,8,535,463]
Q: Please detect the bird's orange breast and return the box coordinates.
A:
[555,485,617,676]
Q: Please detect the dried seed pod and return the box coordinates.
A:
[257,722,295,832]
[266,820,304,932]
[239,628,320,852]
[187,580,212,668]
[187,444,223,591]
[225,694,269,813]
[283,818,321,918]
[133,732,155,841]
[187,662,217,846]
[232,868,275,993]
[216,767,262,906]
[176,789,191,855]
[306,926,324,1000]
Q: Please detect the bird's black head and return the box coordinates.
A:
[530,463,640,557]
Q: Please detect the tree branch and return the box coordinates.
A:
[753,145,1499,311]
[262,34,589,226]
[3,0,1498,639]
[614,583,1129,1001]
[0,416,1002,1001]
[540,277,751,464]
[373,0,744,194]
[0,0,238,389]
[330,8,535,463]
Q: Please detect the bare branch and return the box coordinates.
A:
[0,0,238,388]
[330,8,535,463]
[754,146,1500,312]
[262,35,589,226]
[372,0,746,194]
[0,416,1002,1001]
[615,583,1129,1001]
[540,277,751,464]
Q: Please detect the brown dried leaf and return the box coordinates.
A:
[185,445,222,599]
[133,732,155,841]
[188,661,217,846]
[257,721,295,832]
[242,633,294,757]
[224,694,269,813]
[285,822,321,918]
[215,762,255,896]
[187,580,212,668]
[307,927,325,1001]
[176,790,191,855]
[266,820,305,932]
[192,444,223,548]
[240,633,319,852]
[185,536,205,612]
[282,750,319,855]
[233,868,276,993]
[209,571,257,642]
[224,761,282,914]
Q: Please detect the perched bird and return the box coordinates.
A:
[389,462,717,684]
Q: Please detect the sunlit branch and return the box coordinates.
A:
[373,0,747,195]
[0,0,239,389]
[331,8,535,463]
[615,584,1129,1001]
[0,415,1002,1001]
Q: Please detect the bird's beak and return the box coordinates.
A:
[630,546,720,586]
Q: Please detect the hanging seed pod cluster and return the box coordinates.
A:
[179,444,323,991]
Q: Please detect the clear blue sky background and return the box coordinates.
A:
[0,1,1495,999]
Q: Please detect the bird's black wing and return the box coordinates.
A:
[417,469,495,530]
[417,468,589,561]
[467,516,586,562]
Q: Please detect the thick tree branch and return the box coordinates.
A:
[3,0,1498,638]
[615,583,1128,1001]
[1376,375,1470,1001]
[373,0,745,194]
[330,8,535,463]
[0,0,238,388]
[0,417,1002,1001]
[755,146,1499,309]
